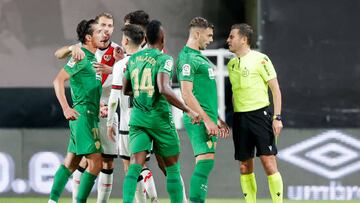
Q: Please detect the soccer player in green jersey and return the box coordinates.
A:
[48,19,106,203]
[227,23,284,203]
[176,17,230,203]
[122,20,199,203]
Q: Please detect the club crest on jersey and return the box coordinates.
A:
[164,59,173,71]
[66,57,76,68]
[182,64,191,76]
[103,54,112,62]
[208,68,215,79]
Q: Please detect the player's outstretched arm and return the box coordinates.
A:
[54,46,71,59]
[157,73,200,124]
[54,44,84,61]
[53,69,79,120]
[181,81,218,135]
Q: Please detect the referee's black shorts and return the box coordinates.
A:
[232,106,277,161]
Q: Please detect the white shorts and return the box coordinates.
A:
[99,113,119,157]
[118,129,150,161]
[118,129,130,160]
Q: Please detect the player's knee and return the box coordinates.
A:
[87,158,103,173]
[63,162,77,173]
[79,158,88,168]
[195,153,215,162]
[263,162,278,176]
[240,161,253,174]
[260,157,278,175]
[102,159,114,169]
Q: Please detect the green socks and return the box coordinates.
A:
[189,159,215,203]
[268,172,283,203]
[49,165,72,202]
[240,173,257,203]
[122,164,143,203]
[165,163,183,203]
[77,171,97,203]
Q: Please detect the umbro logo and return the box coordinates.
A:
[278,130,360,179]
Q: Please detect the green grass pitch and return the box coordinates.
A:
[1,198,360,203]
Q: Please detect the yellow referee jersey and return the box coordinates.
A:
[227,50,277,112]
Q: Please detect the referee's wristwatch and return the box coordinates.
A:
[272,114,282,121]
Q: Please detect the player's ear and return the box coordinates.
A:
[160,31,165,46]
[195,30,201,40]
[85,34,92,42]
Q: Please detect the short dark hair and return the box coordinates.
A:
[146,20,162,45]
[95,12,114,23]
[76,19,97,44]
[231,23,253,45]
[121,24,145,45]
[124,10,149,28]
[189,17,214,30]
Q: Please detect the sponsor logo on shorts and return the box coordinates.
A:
[207,140,213,149]
[95,141,101,150]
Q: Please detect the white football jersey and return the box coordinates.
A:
[112,55,131,131]
[95,41,119,104]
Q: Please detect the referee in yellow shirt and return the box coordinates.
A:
[227,23,283,203]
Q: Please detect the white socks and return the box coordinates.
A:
[97,169,114,203]
[72,168,84,203]
[140,168,158,202]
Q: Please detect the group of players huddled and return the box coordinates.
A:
[49,9,284,203]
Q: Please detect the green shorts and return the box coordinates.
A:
[129,125,180,157]
[184,116,217,156]
[67,111,102,155]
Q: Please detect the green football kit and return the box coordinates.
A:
[64,47,102,155]
[177,46,218,156]
[124,48,180,157]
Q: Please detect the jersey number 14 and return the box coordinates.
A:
[131,68,154,97]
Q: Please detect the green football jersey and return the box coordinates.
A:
[177,46,218,123]
[64,47,102,116]
[124,48,174,128]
